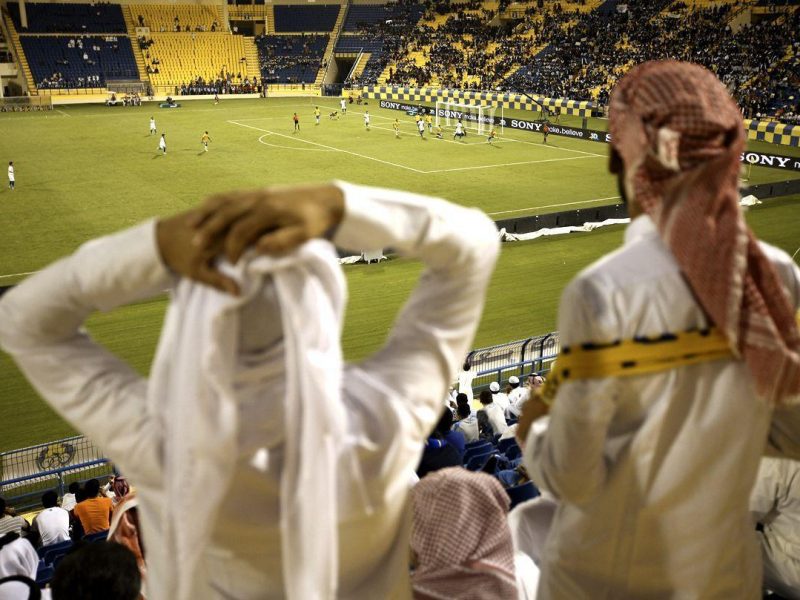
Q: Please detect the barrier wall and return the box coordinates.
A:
[362,85,596,117]
[744,118,800,148]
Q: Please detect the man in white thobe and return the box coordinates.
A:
[751,457,800,598]
[507,376,529,418]
[489,381,510,414]
[0,182,499,600]
[519,61,800,598]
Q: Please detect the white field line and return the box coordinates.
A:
[488,196,621,216]
[312,103,607,158]
[54,109,71,117]
[227,119,427,173]
[233,117,607,174]
[426,154,603,174]
[0,271,38,279]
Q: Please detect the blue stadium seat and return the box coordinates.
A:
[505,445,522,461]
[21,36,139,89]
[497,437,518,454]
[82,530,109,543]
[507,482,540,509]
[465,451,494,471]
[35,563,54,587]
[462,441,492,463]
[39,539,73,563]
[256,34,328,84]
[9,3,126,34]
[273,6,339,33]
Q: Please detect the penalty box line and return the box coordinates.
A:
[227,119,426,173]
[228,119,606,174]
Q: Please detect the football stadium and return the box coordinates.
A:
[0,0,799,597]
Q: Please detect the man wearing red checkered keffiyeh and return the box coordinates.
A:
[520,61,800,599]
[608,60,800,404]
[410,468,518,600]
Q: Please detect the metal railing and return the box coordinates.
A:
[0,436,113,511]
[466,332,559,392]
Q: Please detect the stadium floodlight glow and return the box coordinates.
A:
[434,100,500,136]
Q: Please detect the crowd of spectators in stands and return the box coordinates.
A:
[342,0,426,88]
[364,0,798,123]
[179,73,259,95]
[0,473,144,598]
[257,34,327,84]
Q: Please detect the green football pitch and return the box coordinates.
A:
[0,97,798,451]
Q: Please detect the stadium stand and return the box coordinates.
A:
[273,5,340,33]
[256,33,328,84]
[368,0,798,122]
[140,32,253,92]
[130,4,222,33]
[22,36,138,89]
[7,2,127,34]
[335,0,424,87]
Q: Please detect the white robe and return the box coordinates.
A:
[524,215,800,599]
[0,182,499,600]
[751,456,800,598]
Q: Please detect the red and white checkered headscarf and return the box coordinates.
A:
[410,468,517,599]
[609,60,800,404]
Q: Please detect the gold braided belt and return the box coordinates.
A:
[539,312,800,405]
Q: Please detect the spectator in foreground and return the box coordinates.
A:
[72,480,112,535]
[50,541,140,600]
[0,499,28,538]
[31,491,69,548]
[751,457,800,598]
[0,533,37,582]
[0,182,499,599]
[518,61,800,598]
[410,467,518,598]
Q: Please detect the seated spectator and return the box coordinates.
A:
[72,480,112,535]
[31,491,70,548]
[478,389,508,436]
[417,409,463,479]
[489,381,510,414]
[476,408,495,442]
[506,375,529,418]
[0,499,28,538]
[410,467,518,598]
[110,476,130,508]
[438,406,465,458]
[453,401,479,443]
[51,541,140,600]
[751,457,800,598]
[0,533,38,581]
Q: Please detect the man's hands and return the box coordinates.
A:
[156,184,345,294]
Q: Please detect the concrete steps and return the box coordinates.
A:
[316,2,347,85]
[122,6,151,84]
[3,15,36,94]
[244,37,260,82]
